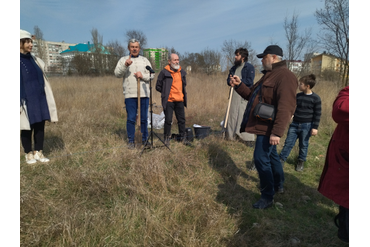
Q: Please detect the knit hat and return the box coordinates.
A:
[20,29,32,39]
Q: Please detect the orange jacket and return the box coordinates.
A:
[156,65,187,111]
[165,65,183,102]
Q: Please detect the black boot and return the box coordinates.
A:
[164,136,171,146]
[295,159,304,172]
[335,206,349,243]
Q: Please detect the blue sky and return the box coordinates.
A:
[20,0,327,58]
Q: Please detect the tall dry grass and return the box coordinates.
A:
[20,73,346,246]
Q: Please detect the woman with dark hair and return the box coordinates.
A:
[20,29,58,164]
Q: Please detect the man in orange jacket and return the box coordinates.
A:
[156,53,188,145]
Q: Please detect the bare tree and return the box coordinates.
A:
[106,40,126,58]
[163,46,180,58]
[315,0,349,87]
[283,11,313,75]
[181,52,205,74]
[106,40,126,74]
[221,39,257,70]
[70,53,93,75]
[125,29,147,51]
[90,28,106,75]
[201,47,222,74]
[33,26,47,62]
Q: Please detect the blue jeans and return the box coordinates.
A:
[254,135,284,201]
[279,121,312,162]
[125,97,149,143]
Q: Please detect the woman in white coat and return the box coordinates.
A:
[20,29,58,164]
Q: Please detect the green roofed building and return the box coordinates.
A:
[143,48,168,72]
[60,42,111,75]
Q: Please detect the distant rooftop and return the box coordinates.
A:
[60,42,110,54]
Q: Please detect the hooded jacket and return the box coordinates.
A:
[156,65,187,111]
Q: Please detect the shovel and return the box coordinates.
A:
[137,77,141,127]
[221,86,233,139]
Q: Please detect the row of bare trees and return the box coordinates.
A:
[315,0,349,87]
[31,0,348,86]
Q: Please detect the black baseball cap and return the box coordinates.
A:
[256,45,283,58]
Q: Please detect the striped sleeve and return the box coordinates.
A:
[312,93,322,129]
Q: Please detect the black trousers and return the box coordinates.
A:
[20,121,45,153]
[164,102,185,137]
[336,205,349,242]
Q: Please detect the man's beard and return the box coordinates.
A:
[262,62,272,71]
[171,63,180,70]
[234,59,242,67]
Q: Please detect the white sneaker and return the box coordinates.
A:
[25,152,37,164]
[34,150,50,163]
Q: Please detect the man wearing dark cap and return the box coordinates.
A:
[229,45,298,209]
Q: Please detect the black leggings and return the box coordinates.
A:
[20,121,45,153]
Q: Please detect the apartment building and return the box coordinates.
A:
[311,52,348,74]
[31,37,76,73]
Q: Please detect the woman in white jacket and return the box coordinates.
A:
[20,29,58,164]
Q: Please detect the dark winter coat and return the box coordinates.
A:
[227,62,255,88]
[235,60,298,137]
[156,66,187,111]
[318,86,349,209]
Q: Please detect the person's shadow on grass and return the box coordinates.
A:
[207,143,259,217]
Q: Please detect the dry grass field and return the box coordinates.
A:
[20,73,348,246]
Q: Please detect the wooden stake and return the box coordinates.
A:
[137,78,141,127]
[222,87,233,139]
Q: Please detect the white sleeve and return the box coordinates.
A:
[114,57,128,78]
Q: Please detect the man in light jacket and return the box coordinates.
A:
[114,39,153,149]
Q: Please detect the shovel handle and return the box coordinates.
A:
[224,87,234,129]
[137,78,141,127]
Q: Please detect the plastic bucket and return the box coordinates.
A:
[193,126,211,139]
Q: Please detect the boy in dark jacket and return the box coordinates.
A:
[279,74,322,171]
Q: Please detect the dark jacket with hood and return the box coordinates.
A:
[227,62,255,88]
[156,65,187,111]
[235,60,298,137]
